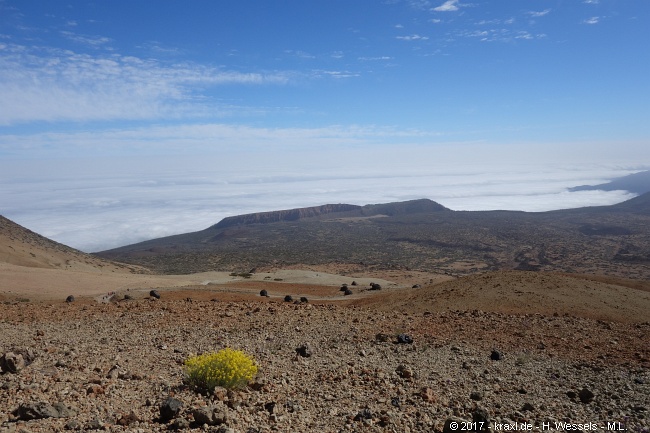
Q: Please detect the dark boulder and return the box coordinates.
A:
[65,295,75,303]
[159,397,183,422]
[260,289,268,297]
[490,350,503,361]
[149,290,161,299]
[284,295,293,302]
[344,289,353,296]
[370,283,382,290]
[300,296,308,303]
[397,334,413,344]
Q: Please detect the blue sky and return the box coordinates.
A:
[1,0,649,251]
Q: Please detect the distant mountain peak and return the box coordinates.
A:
[569,170,650,195]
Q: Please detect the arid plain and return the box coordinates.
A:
[1,195,649,432]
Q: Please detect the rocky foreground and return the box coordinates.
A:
[1,295,648,433]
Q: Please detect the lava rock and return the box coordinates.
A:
[259,289,268,297]
[149,290,161,299]
[296,343,313,358]
[472,407,490,430]
[344,289,353,296]
[490,350,503,361]
[169,417,190,430]
[354,408,372,421]
[284,295,293,302]
[300,296,308,303]
[370,283,382,290]
[160,397,183,422]
[0,352,25,374]
[579,387,595,403]
[192,404,227,426]
[397,334,413,344]
[13,402,66,420]
[470,391,484,401]
[65,295,75,303]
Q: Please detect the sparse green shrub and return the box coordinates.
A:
[184,348,258,391]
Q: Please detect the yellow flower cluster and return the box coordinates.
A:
[184,348,258,391]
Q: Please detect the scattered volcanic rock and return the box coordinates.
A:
[149,289,161,299]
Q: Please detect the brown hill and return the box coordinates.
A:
[97,195,650,279]
[0,215,140,272]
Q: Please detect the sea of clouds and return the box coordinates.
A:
[0,150,643,253]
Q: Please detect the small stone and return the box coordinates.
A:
[0,352,25,374]
[169,417,190,430]
[192,404,228,426]
[344,289,353,295]
[65,295,75,303]
[490,350,503,361]
[375,333,391,342]
[472,408,490,430]
[578,387,594,403]
[396,364,413,378]
[300,296,308,303]
[470,391,483,401]
[260,289,268,297]
[149,289,161,299]
[86,418,104,430]
[65,419,80,430]
[354,408,372,421]
[296,343,313,358]
[522,402,535,412]
[420,387,437,403]
[396,334,413,344]
[284,295,293,302]
[117,411,140,426]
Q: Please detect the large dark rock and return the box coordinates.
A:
[159,397,183,422]
[65,295,75,303]
[259,289,268,297]
[490,350,503,361]
[284,295,293,302]
[149,290,161,299]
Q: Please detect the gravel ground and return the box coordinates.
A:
[1,297,648,433]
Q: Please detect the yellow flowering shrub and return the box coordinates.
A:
[184,348,258,391]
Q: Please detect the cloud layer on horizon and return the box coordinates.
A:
[0,156,641,252]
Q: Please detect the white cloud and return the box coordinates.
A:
[433,0,459,12]
[396,34,429,41]
[0,153,643,252]
[528,9,551,18]
[60,31,113,48]
[0,43,292,125]
[583,16,600,24]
